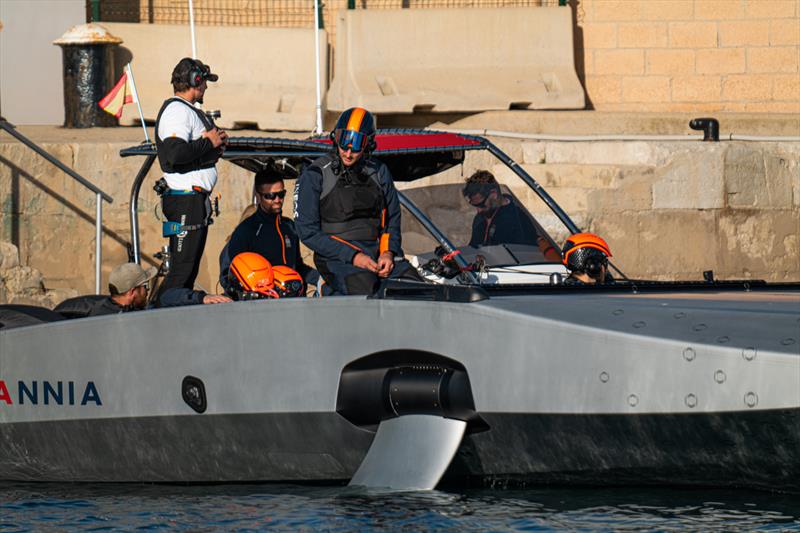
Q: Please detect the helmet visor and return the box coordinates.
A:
[336,129,367,153]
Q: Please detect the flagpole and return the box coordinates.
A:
[313,0,323,134]
[188,0,197,59]
[125,63,151,143]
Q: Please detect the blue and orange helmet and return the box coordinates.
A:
[331,107,377,154]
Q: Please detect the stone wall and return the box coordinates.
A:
[402,135,800,282]
[1,124,798,300]
[577,0,800,113]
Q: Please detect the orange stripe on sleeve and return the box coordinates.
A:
[379,234,390,255]
[331,236,363,253]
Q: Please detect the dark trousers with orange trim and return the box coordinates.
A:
[314,241,420,296]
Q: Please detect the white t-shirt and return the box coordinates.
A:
[157,97,218,192]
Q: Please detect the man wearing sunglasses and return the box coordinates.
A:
[463,170,542,250]
[295,107,419,295]
[222,168,319,295]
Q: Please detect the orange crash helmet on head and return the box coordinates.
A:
[561,233,612,276]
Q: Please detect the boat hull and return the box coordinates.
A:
[1,289,798,488]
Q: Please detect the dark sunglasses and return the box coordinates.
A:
[260,190,287,200]
[467,195,489,208]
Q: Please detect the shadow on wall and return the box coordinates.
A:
[0,154,157,269]
[567,0,590,110]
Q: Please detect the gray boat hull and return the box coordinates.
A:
[1,289,798,488]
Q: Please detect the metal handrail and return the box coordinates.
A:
[0,118,114,293]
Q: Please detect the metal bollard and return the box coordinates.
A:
[53,23,122,128]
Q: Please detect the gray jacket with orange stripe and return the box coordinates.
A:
[294,153,402,263]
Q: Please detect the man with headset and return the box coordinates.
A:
[154,57,229,300]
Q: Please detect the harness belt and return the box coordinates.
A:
[161,187,214,237]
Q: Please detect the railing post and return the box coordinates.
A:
[95,192,102,294]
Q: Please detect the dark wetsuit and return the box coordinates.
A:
[469,196,538,248]
[295,153,419,295]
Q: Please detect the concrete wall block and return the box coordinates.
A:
[581,22,618,49]
[722,74,774,101]
[2,265,44,294]
[672,75,723,102]
[719,20,771,46]
[773,74,800,100]
[585,76,624,104]
[588,209,722,280]
[521,142,546,165]
[526,163,626,189]
[770,19,800,46]
[544,141,665,166]
[640,0,694,21]
[747,46,800,73]
[646,49,696,75]
[592,0,641,22]
[623,76,672,103]
[0,241,21,271]
[696,48,746,74]
[669,21,719,48]
[589,173,655,212]
[695,0,746,19]
[744,0,798,19]
[718,209,800,280]
[595,49,645,75]
[618,22,668,48]
[652,146,726,209]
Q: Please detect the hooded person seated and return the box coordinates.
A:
[561,233,614,286]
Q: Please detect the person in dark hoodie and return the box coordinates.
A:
[220,168,319,296]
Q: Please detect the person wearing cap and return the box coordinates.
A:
[294,107,419,295]
[54,263,230,318]
[154,57,229,301]
[561,233,614,285]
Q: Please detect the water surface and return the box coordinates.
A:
[1,483,798,531]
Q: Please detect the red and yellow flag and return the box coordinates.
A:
[98,72,134,118]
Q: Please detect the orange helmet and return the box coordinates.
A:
[272,265,305,298]
[229,252,278,299]
[562,233,612,275]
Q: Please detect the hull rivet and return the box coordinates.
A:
[683,347,696,361]
[716,336,730,344]
[599,372,609,383]
[744,392,758,408]
[714,370,726,384]
[612,309,624,316]
[742,347,757,361]
[685,394,697,408]
[633,321,646,328]
[673,312,686,319]
[692,323,708,332]
[628,394,639,407]
[781,338,796,346]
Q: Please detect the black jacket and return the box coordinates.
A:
[222,207,317,288]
